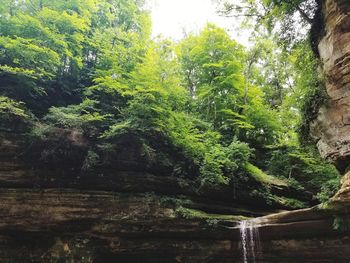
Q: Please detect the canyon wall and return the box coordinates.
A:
[311,0,350,171]
[0,130,305,263]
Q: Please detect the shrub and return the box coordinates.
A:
[0,96,30,121]
[267,145,341,201]
[0,96,32,131]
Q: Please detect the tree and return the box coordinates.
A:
[0,1,91,112]
[179,24,248,135]
[0,0,151,115]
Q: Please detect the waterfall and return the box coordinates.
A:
[239,220,261,263]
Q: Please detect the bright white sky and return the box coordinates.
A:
[148,0,251,45]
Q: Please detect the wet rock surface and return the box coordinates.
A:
[247,171,350,263]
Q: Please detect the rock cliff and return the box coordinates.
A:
[311,0,350,172]
[0,130,307,263]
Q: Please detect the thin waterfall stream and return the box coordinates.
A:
[239,220,262,263]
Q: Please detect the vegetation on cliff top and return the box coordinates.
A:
[0,0,340,205]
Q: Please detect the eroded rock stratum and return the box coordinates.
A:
[1,129,348,263]
[311,0,350,171]
[0,131,306,263]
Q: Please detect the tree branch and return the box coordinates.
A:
[296,5,313,24]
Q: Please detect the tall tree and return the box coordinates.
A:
[0,0,150,115]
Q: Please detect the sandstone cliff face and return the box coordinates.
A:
[0,127,342,263]
[0,131,235,263]
[248,171,350,263]
[1,130,306,263]
[311,0,350,170]
[1,128,345,263]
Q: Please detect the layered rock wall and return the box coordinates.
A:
[311,0,350,170]
[0,131,296,262]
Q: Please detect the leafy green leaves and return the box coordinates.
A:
[0,0,339,202]
[0,96,29,120]
[0,36,61,79]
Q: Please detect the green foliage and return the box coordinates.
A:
[217,0,318,46]
[178,24,282,150]
[82,150,100,171]
[267,145,341,201]
[333,215,349,231]
[200,146,231,187]
[0,5,89,110]
[0,96,29,120]
[317,178,341,203]
[0,95,33,131]
[274,196,307,209]
[291,42,327,144]
[226,140,252,167]
[242,97,281,147]
[0,0,149,113]
[175,206,246,222]
[178,24,247,133]
[216,0,341,203]
[245,163,287,186]
[0,0,341,207]
[199,140,252,187]
[44,99,106,130]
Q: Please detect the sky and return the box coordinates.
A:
[148,0,251,45]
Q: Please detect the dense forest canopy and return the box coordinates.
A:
[0,0,340,205]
